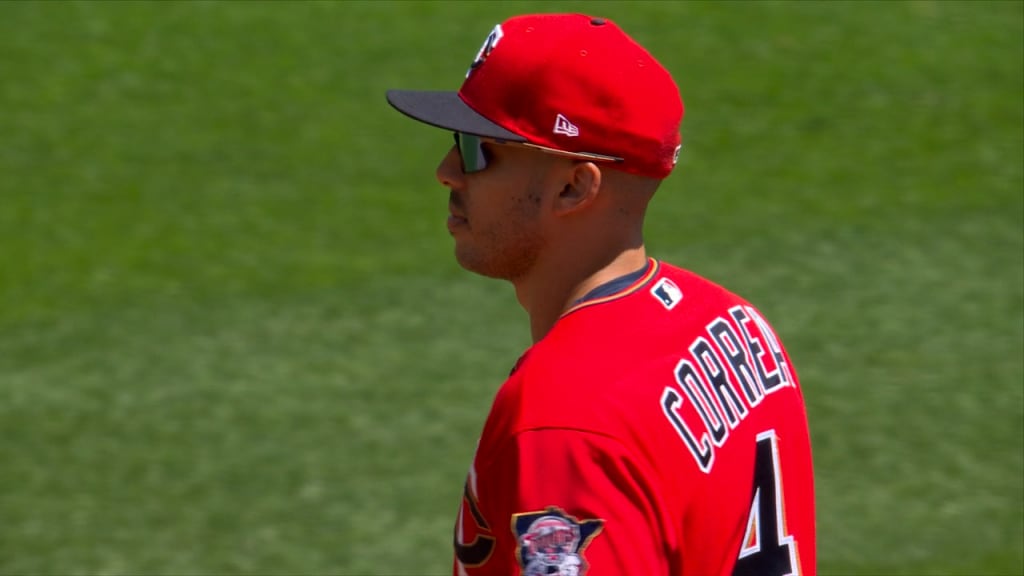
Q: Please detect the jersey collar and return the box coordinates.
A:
[562,258,660,317]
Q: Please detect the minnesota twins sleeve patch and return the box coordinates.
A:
[512,507,604,576]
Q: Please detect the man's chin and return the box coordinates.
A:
[454,248,510,281]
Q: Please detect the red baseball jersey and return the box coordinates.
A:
[453,259,815,576]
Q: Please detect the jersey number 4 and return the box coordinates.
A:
[732,430,800,576]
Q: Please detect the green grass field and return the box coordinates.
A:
[1,1,1021,574]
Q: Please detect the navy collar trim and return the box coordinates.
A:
[569,259,654,308]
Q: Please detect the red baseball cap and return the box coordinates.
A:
[387,13,684,179]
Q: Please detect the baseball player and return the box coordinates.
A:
[386,13,816,576]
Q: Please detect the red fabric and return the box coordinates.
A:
[453,260,816,576]
[458,13,684,179]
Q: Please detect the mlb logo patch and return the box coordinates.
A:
[513,507,603,576]
[650,277,683,310]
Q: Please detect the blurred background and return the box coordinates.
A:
[0,1,1020,574]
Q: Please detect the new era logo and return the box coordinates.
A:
[553,114,579,137]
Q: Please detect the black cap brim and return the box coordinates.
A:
[386,90,526,142]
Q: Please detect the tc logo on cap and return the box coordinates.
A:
[467,24,504,78]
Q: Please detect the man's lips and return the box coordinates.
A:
[448,191,468,231]
[447,213,468,229]
[447,204,468,231]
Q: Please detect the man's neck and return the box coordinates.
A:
[514,245,648,343]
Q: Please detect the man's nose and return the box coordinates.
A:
[436,146,464,188]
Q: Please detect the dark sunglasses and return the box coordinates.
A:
[453,131,624,174]
[454,132,490,174]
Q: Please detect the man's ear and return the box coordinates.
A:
[554,162,602,216]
